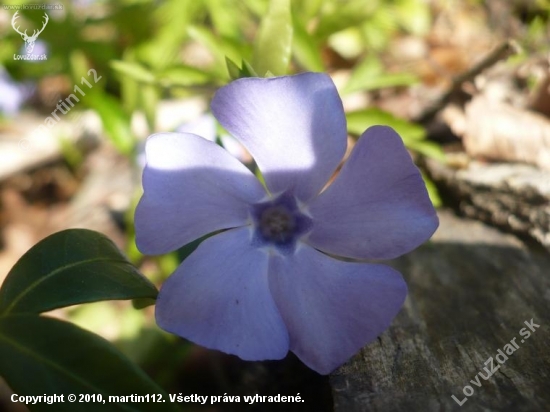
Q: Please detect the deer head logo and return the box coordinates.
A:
[11,11,49,54]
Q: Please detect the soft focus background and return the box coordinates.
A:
[1,0,549,411]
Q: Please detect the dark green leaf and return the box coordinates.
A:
[0,314,180,412]
[132,298,157,310]
[241,59,259,77]
[225,56,241,80]
[252,0,293,76]
[176,233,215,264]
[0,229,157,315]
[225,58,258,79]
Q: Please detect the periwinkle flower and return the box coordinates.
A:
[135,72,438,374]
[0,66,32,116]
[18,40,48,62]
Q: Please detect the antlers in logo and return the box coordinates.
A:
[11,11,49,54]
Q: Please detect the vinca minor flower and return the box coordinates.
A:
[135,73,438,374]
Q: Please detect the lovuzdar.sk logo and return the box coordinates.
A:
[12,11,48,61]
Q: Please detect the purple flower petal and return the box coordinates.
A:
[211,73,347,202]
[135,132,266,254]
[268,244,407,374]
[0,66,31,116]
[156,227,289,360]
[307,126,439,260]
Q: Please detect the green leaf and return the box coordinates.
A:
[359,7,398,51]
[241,0,268,17]
[346,108,426,140]
[110,61,156,84]
[136,0,203,71]
[394,0,431,36]
[85,92,136,155]
[205,0,241,38]
[315,0,376,40]
[293,0,324,20]
[225,57,258,79]
[132,298,157,310]
[0,229,157,315]
[344,56,418,94]
[70,50,91,83]
[252,0,293,76]
[157,65,212,87]
[187,25,246,81]
[405,139,445,161]
[292,16,324,71]
[421,170,442,208]
[225,56,241,80]
[346,109,445,160]
[241,59,259,77]
[328,27,364,60]
[139,84,159,132]
[120,51,141,113]
[0,314,180,412]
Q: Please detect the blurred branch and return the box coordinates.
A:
[415,40,520,124]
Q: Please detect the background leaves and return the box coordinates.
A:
[252,0,293,76]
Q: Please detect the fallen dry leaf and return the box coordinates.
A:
[462,95,550,170]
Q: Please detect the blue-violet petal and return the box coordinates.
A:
[156,227,289,360]
[211,72,347,201]
[268,244,407,374]
[135,132,266,254]
[308,126,439,260]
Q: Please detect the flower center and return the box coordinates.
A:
[259,205,296,243]
[251,192,312,253]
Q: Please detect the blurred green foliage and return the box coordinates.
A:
[2,0,440,156]
[12,0,550,357]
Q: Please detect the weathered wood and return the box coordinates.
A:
[331,210,550,411]
[426,157,550,250]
